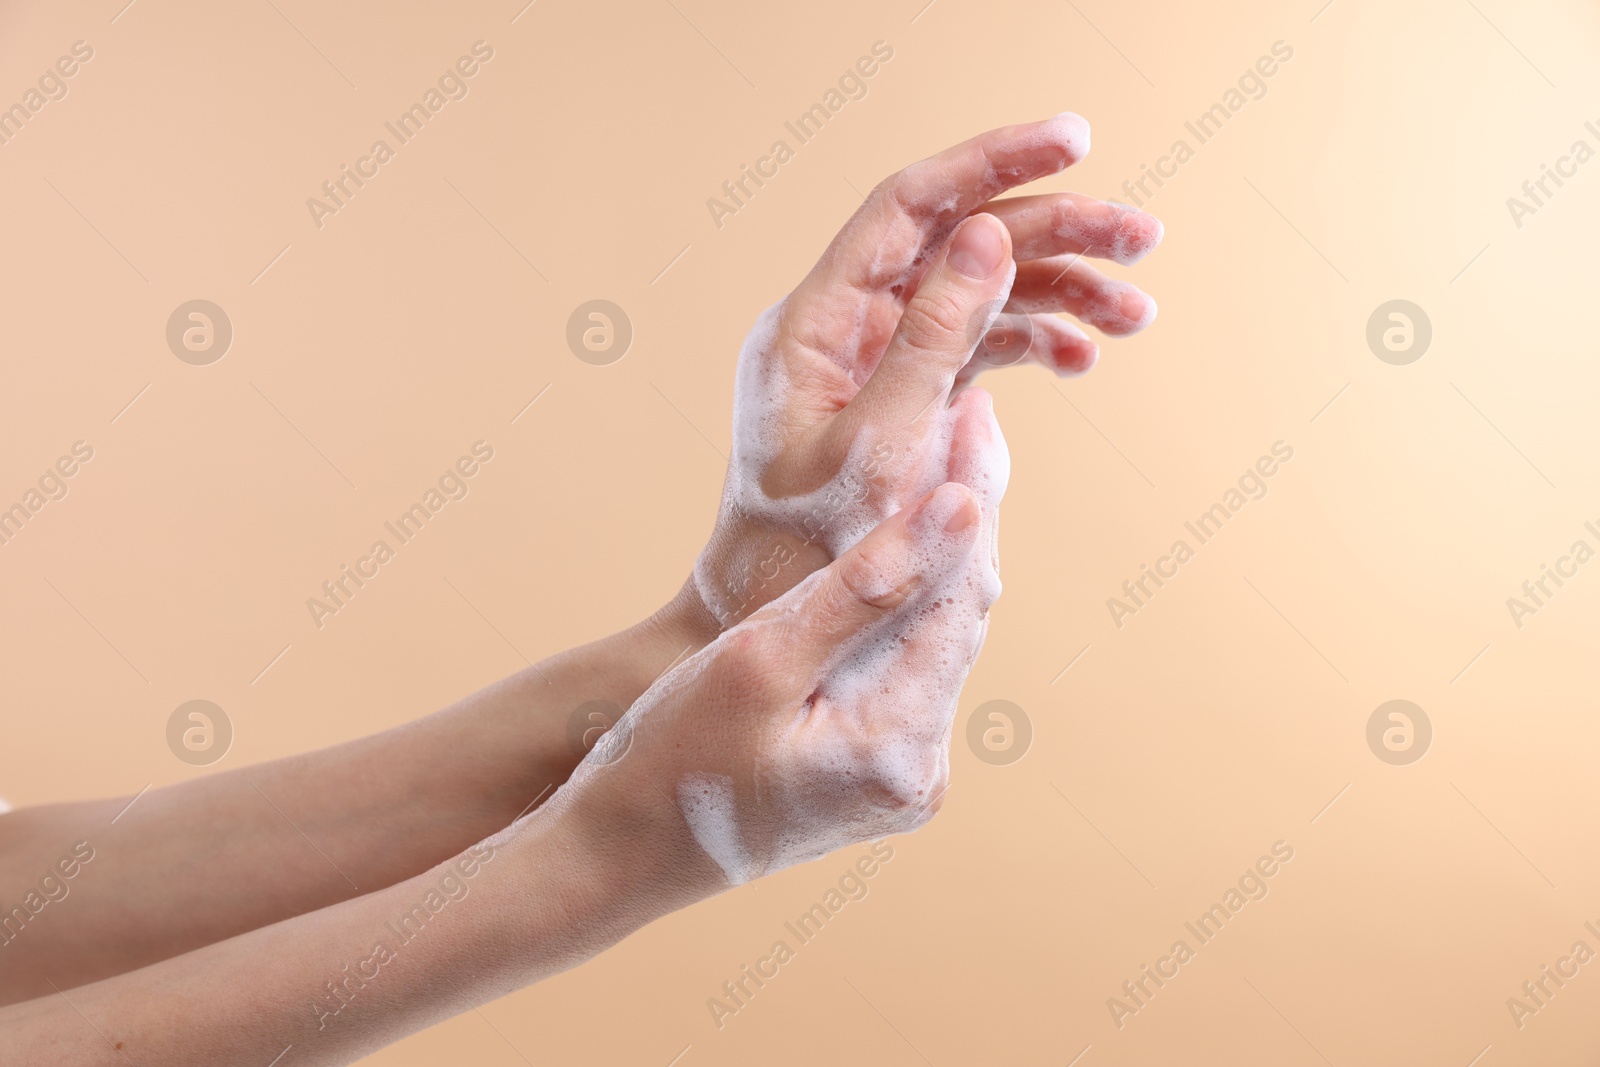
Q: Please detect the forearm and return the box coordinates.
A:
[0,783,715,1067]
[0,583,718,1004]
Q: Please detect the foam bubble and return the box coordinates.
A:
[678,772,757,885]
[677,333,1009,880]
[1047,201,1162,266]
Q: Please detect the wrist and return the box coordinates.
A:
[686,526,835,631]
[498,765,723,963]
[643,576,725,656]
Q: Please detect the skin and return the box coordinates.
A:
[0,485,983,1065]
[0,602,716,1006]
[693,112,1159,627]
[0,114,1160,1063]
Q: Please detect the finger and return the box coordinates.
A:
[1005,256,1158,336]
[817,213,1014,457]
[942,387,1009,585]
[792,113,1090,310]
[942,388,1010,508]
[953,313,1098,392]
[783,482,979,662]
[983,193,1164,265]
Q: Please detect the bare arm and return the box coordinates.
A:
[0,113,1163,1047]
[0,585,717,1006]
[0,784,713,1067]
[0,475,993,1067]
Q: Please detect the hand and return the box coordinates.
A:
[565,478,994,890]
[0,481,1000,1066]
[687,114,1162,629]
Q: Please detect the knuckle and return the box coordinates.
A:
[712,627,781,690]
[881,165,962,225]
[868,748,947,825]
[900,290,974,351]
[880,169,924,217]
[1050,196,1099,239]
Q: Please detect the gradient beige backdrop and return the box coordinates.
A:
[4,0,1599,1063]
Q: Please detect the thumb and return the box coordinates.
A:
[830,213,1014,441]
[783,482,980,666]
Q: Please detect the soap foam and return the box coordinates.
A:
[681,319,1010,880]
[1012,271,1156,336]
[1051,200,1163,266]
[676,137,1040,879]
[678,772,758,885]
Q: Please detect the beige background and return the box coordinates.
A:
[4,0,1600,1063]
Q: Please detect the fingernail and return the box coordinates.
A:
[944,495,979,533]
[909,483,979,537]
[947,215,1006,279]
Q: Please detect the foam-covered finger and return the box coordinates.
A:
[984,193,1164,265]
[941,388,1010,511]
[1006,256,1157,336]
[941,387,1009,588]
[954,313,1098,392]
[785,482,979,662]
[791,114,1089,311]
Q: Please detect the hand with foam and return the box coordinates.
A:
[563,479,995,889]
[687,114,1162,630]
[0,482,1002,1067]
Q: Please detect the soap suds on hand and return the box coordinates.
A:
[678,772,758,885]
[679,310,1010,881]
